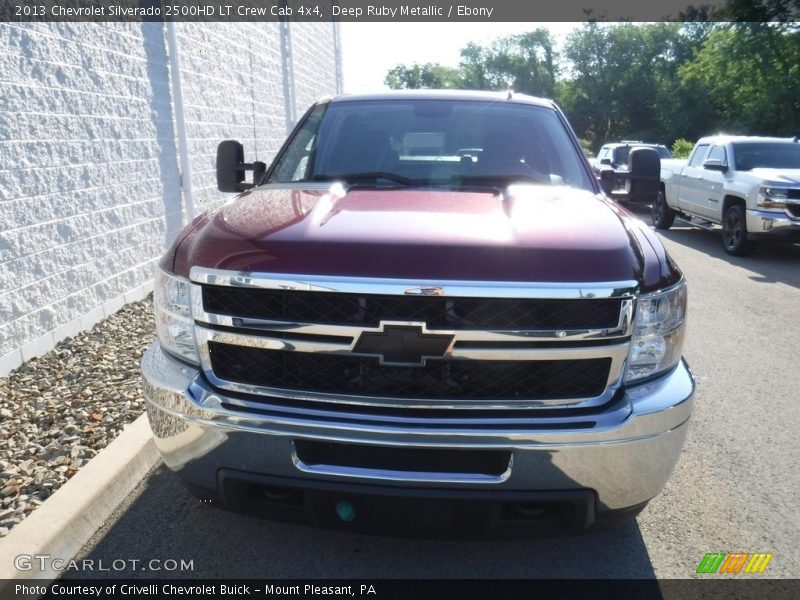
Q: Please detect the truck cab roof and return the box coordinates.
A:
[327,89,557,109]
[696,134,800,146]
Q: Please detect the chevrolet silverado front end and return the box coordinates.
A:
[142,91,693,537]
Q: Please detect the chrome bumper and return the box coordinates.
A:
[142,342,694,512]
[746,208,800,238]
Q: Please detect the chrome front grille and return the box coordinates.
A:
[201,285,623,330]
[209,341,612,401]
[190,267,636,415]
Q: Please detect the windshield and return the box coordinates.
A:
[732,142,800,171]
[614,145,672,165]
[655,146,673,159]
[268,99,594,191]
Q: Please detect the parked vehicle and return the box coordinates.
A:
[593,141,674,171]
[656,135,800,255]
[142,90,692,537]
[592,141,671,203]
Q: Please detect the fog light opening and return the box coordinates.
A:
[336,500,356,522]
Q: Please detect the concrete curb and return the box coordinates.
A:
[0,413,159,589]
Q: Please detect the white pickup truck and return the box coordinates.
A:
[655,135,800,255]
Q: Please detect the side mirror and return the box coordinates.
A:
[216,140,267,193]
[600,158,612,166]
[626,147,660,204]
[599,168,615,195]
[702,158,728,172]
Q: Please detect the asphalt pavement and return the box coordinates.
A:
[72,208,800,579]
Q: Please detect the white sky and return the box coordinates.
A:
[340,23,580,93]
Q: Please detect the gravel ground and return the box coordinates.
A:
[0,296,155,537]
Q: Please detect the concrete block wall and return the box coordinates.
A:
[175,23,285,213]
[0,21,342,375]
[175,21,342,214]
[292,22,341,120]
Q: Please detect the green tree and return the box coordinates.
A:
[384,63,461,90]
[709,0,800,22]
[383,16,800,144]
[559,22,705,148]
[384,28,558,97]
[474,30,557,97]
[458,42,489,90]
[678,23,800,135]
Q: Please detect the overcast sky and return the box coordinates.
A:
[339,23,579,93]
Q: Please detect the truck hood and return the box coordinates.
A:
[171,184,669,288]
[747,168,800,184]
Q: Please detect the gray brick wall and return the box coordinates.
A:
[175,22,285,213]
[0,22,341,375]
[292,22,340,119]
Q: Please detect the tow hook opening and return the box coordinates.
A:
[259,484,304,506]
[501,501,576,524]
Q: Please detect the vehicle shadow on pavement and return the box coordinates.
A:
[71,466,658,579]
[624,203,800,291]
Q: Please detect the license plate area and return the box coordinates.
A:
[294,440,511,479]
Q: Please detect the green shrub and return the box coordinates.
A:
[671,138,694,159]
[578,138,594,158]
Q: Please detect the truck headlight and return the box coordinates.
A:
[625,280,687,383]
[757,186,789,209]
[154,268,198,365]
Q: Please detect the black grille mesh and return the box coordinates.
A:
[202,286,622,330]
[209,342,611,401]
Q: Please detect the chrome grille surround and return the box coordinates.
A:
[189,267,636,413]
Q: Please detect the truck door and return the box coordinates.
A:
[692,144,728,220]
[676,143,710,216]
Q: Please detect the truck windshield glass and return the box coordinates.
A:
[268,99,594,191]
[733,142,800,171]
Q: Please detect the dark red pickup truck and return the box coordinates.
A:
[143,90,693,537]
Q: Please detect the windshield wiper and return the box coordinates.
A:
[312,172,417,186]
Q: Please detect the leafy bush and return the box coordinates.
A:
[578,138,594,158]
[672,138,694,159]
